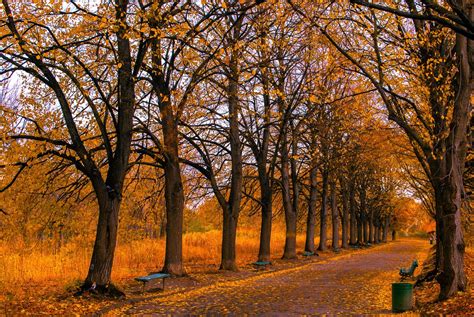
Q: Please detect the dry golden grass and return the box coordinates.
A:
[0,227,311,300]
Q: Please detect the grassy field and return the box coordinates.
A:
[0,228,309,301]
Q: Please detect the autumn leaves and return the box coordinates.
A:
[0,0,471,302]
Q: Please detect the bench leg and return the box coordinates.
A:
[141,281,146,293]
[162,278,165,290]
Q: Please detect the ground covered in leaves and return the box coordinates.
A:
[1,238,472,315]
[413,246,473,315]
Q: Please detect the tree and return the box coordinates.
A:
[347,1,472,298]
[181,0,253,270]
[135,0,221,276]
[270,6,307,258]
[0,0,144,294]
[239,7,277,262]
[350,0,474,39]
[288,0,471,298]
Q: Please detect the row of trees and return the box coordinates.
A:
[278,0,472,300]
[0,0,470,300]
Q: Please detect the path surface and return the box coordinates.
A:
[106,239,429,315]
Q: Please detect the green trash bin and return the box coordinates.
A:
[392,282,413,312]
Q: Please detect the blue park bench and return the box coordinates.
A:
[399,260,418,280]
[135,273,171,292]
[252,261,271,270]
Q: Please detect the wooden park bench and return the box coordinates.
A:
[252,261,271,270]
[303,251,318,257]
[135,273,171,293]
[399,260,418,280]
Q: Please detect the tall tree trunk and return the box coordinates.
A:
[382,216,389,242]
[373,225,378,244]
[349,181,357,245]
[281,135,297,259]
[278,72,297,259]
[433,179,467,299]
[357,214,363,244]
[360,188,367,244]
[433,18,470,299]
[378,222,383,243]
[305,164,318,253]
[221,206,239,271]
[85,190,120,291]
[379,222,384,242]
[220,48,242,270]
[282,119,300,259]
[331,179,339,250]
[363,215,368,244]
[258,183,272,262]
[290,120,301,247]
[161,106,185,275]
[374,221,380,244]
[340,181,349,248]
[379,219,384,242]
[256,46,273,263]
[318,169,329,251]
[368,210,374,243]
[150,29,185,275]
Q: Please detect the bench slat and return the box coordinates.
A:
[135,273,171,282]
[252,261,271,266]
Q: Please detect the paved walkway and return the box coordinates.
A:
[105,239,429,315]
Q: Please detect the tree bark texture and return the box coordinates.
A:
[318,169,329,251]
[305,164,318,253]
[331,179,339,250]
[340,181,349,248]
